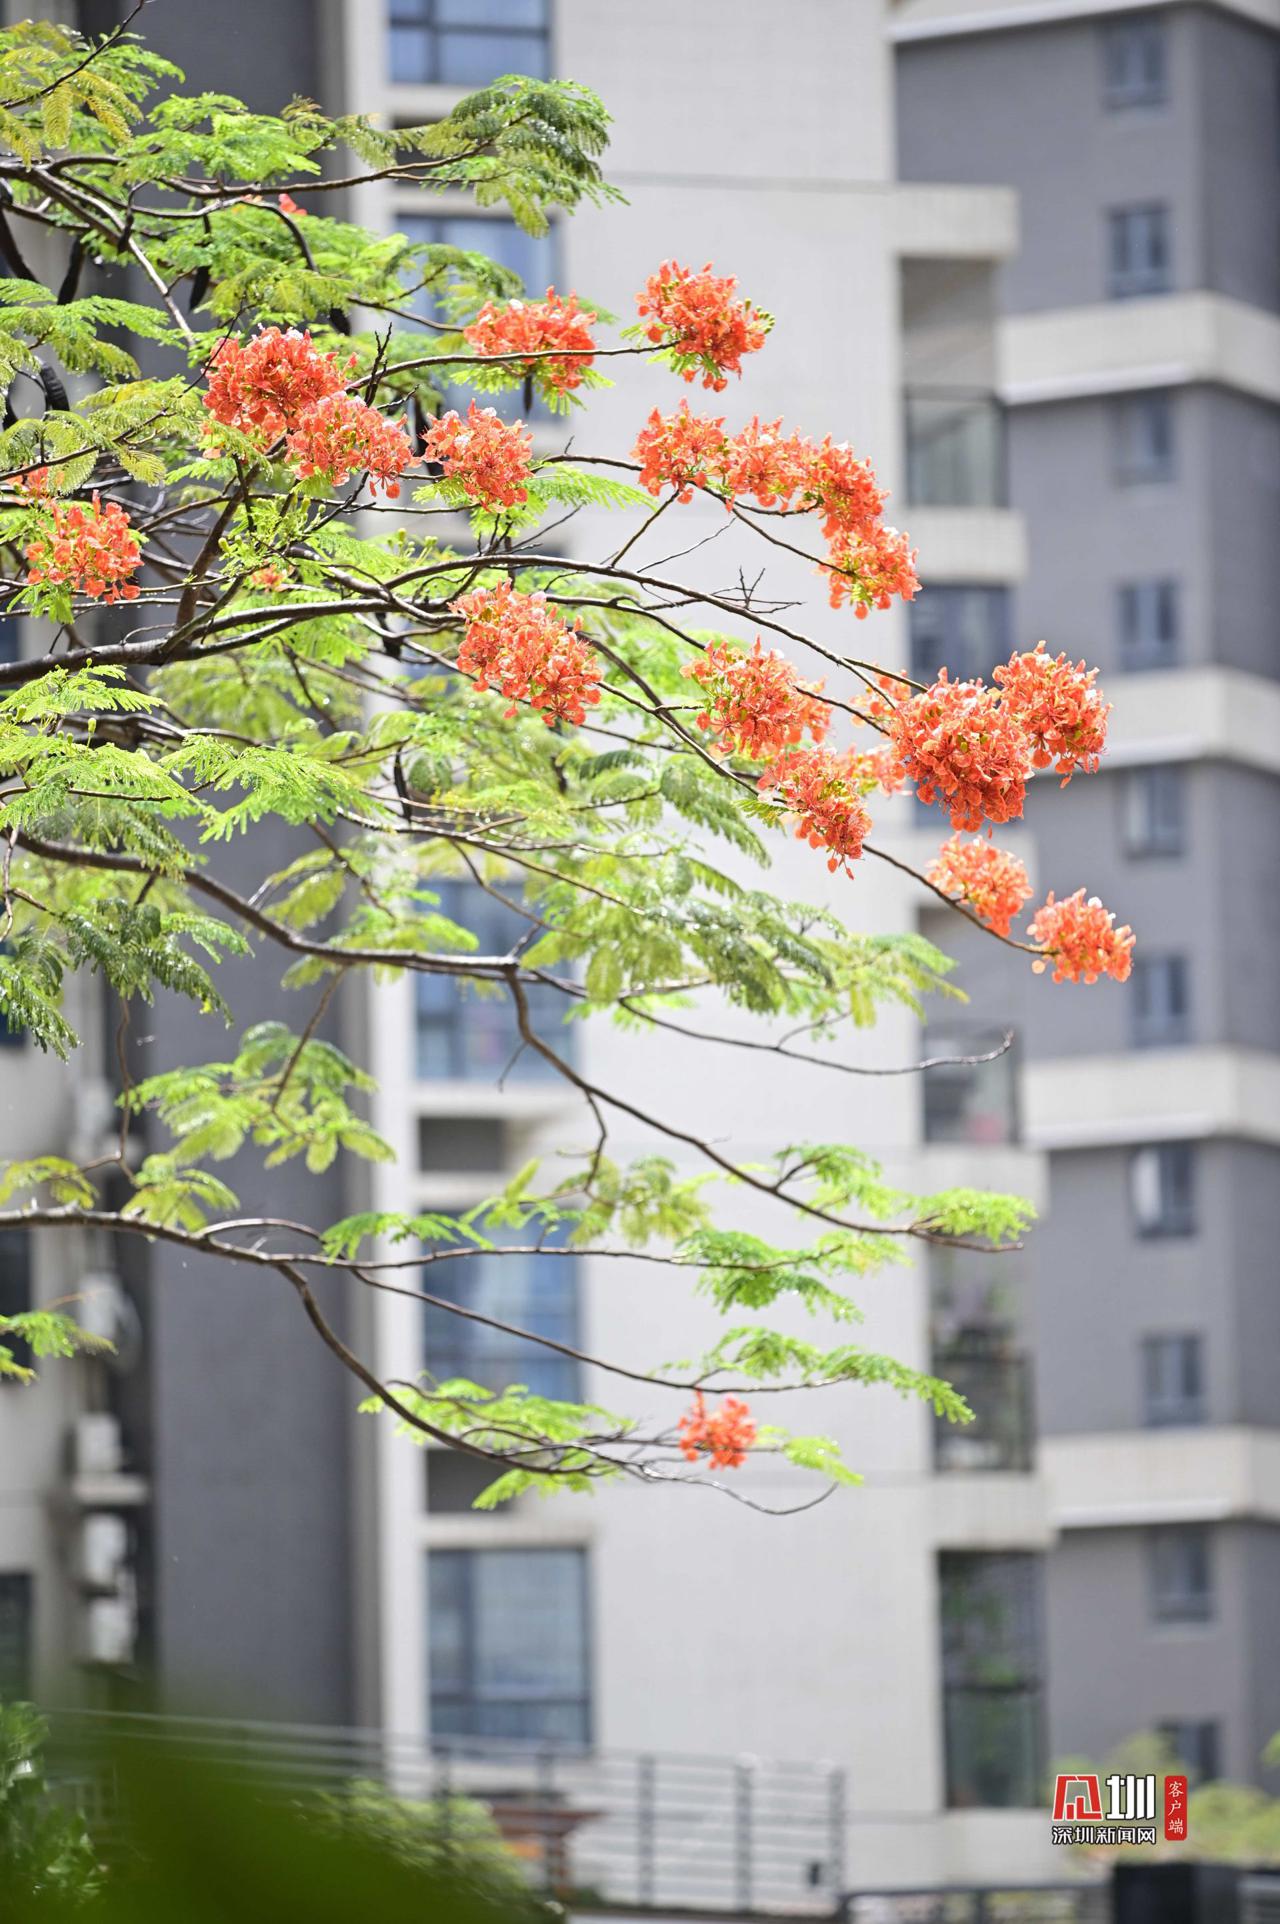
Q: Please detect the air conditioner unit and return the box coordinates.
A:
[79,1593,136,1667]
[77,1513,128,1591]
[73,1412,123,1478]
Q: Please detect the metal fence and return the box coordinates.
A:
[46,1710,846,1916]
[842,1888,1108,1924]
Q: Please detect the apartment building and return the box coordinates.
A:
[895,0,1280,1796]
[8,0,1272,1904]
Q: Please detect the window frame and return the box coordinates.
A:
[1141,1332,1205,1428]
[427,1545,591,1744]
[1122,765,1186,858]
[1107,204,1173,300]
[0,1227,33,1380]
[1130,953,1191,1049]
[0,1571,32,1699]
[1112,391,1176,485]
[1117,578,1180,671]
[422,1208,581,1404]
[413,878,571,1085]
[939,1550,1046,1810]
[1101,16,1169,111]
[388,0,551,90]
[1148,1525,1214,1625]
[1130,1142,1197,1239]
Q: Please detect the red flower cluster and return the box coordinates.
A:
[422,402,533,510]
[926,836,1032,938]
[632,402,728,502]
[26,493,141,603]
[718,416,811,507]
[451,580,602,727]
[759,747,874,875]
[993,640,1111,783]
[677,1392,757,1470]
[285,391,416,498]
[463,289,597,395]
[823,524,920,618]
[882,672,1030,832]
[1028,889,1135,985]
[636,260,768,391]
[203,326,354,442]
[682,639,830,761]
[807,438,888,542]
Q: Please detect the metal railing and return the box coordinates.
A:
[933,1348,1035,1475]
[904,390,1006,510]
[841,1888,1107,1924]
[46,1710,846,1917]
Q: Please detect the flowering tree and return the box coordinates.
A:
[0,21,1133,1506]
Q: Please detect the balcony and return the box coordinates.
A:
[922,1029,1019,1148]
[934,1344,1035,1475]
[905,388,1006,509]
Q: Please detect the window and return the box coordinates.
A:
[0,618,16,663]
[1118,580,1179,669]
[389,0,550,88]
[428,1547,589,1742]
[922,1027,1018,1146]
[423,1216,579,1402]
[397,211,556,419]
[1158,1720,1220,1784]
[415,881,570,1083]
[909,586,1012,686]
[1124,766,1186,857]
[904,390,1005,509]
[1149,1526,1213,1624]
[940,1552,1044,1808]
[1130,1144,1196,1237]
[1108,206,1172,299]
[1113,392,1176,484]
[1131,955,1190,1047]
[1142,1334,1205,1427]
[1102,16,1168,109]
[0,1573,32,1699]
[0,1228,32,1380]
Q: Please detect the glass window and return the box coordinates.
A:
[1130,1144,1196,1238]
[909,586,1012,686]
[0,1572,32,1698]
[1131,955,1190,1048]
[0,619,17,663]
[0,1228,32,1380]
[1157,1720,1220,1783]
[1118,580,1179,669]
[424,1214,579,1402]
[904,390,1005,509]
[1102,17,1168,108]
[397,211,556,420]
[1142,1334,1205,1428]
[389,0,550,88]
[1123,765,1186,857]
[922,1027,1018,1147]
[940,1552,1044,1808]
[1113,392,1176,484]
[1149,1526,1213,1624]
[415,881,571,1084]
[428,1547,589,1742]
[1108,206,1172,299]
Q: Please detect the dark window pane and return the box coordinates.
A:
[1118,580,1179,669]
[1131,955,1190,1047]
[415,881,570,1084]
[1123,766,1185,857]
[0,1228,32,1379]
[1130,1143,1196,1237]
[1157,1720,1220,1783]
[388,0,550,87]
[909,586,1011,685]
[1142,1334,1205,1428]
[1107,206,1172,298]
[1149,1526,1213,1623]
[904,391,1005,508]
[1102,17,1167,108]
[940,1552,1043,1808]
[0,1573,32,1698]
[1113,393,1176,484]
[428,1548,589,1743]
[424,1215,579,1402]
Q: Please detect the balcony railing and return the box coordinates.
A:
[904,389,1006,509]
[933,1346,1034,1474]
[47,1711,846,1918]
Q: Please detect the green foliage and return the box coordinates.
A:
[0,1701,101,1905]
[0,15,1040,1500]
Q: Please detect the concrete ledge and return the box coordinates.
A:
[1023,1047,1280,1150]
[909,506,1028,583]
[1104,666,1280,778]
[998,293,1280,408]
[1042,1426,1280,1529]
[891,0,1280,44]
[892,182,1019,261]
[931,1471,1054,1548]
